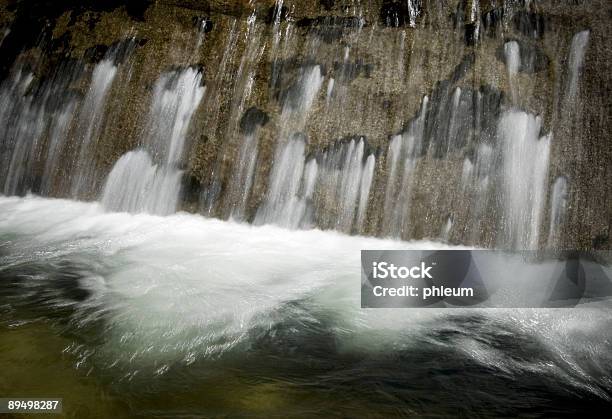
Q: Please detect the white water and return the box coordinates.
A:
[0,69,46,195]
[382,97,428,237]
[547,176,568,248]
[1,195,610,396]
[566,30,590,103]
[255,137,376,232]
[0,66,81,195]
[255,65,325,226]
[70,59,118,197]
[101,68,204,215]
[0,195,460,364]
[499,110,551,249]
[316,138,375,233]
[255,137,310,227]
[504,41,520,103]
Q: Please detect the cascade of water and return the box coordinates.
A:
[254,137,309,228]
[254,65,323,226]
[0,63,82,195]
[504,41,520,103]
[547,176,568,248]
[0,28,9,47]
[357,154,376,231]
[566,30,590,103]
[199,22,240,214]
[315,138,375,233]
[69,58,119,197]
[461,158,474,189]
[499,110,551,249]
[0,69,42,195]
[469,0,480,39]
[223,16,267,220]
[278,65,324,136]
[382,97,428,237]
[101,150,182,215]
[407,0,422,28]
[0,2,598,251]
[40,100,78,194]
[101,68,205,215]
[254,136,376,233]
[441,216,453,241]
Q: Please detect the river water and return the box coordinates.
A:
[1,195,610,417]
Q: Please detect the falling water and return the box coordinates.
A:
[0,1,601,251]
[315,138,375,233]
[254,137,309,228]
[566,30,590,103]
[382,97,428,237]
[0,63,82,195]
[504,41,520,103]
[69,59,118,197]
[254,65,324,226]
[223,16,266,220]
[101,68,205,215]
[547,176,569,248]
[499,110,551,249]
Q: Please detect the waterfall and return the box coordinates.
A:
[70,58,118,197]
[254,137,309,228]
[40,101,78,194]
[0,38,135,197]
[254,65,323,227]
[499,110,551,249]
[357,154,375,231]
[101,68,205,215]
[0,1,601,250]
[222,16,266,220]
[566,30,590,103]
[382,97,428,237]
[504,41,520,103]
[254,136,376,233]
[278,65,324,135]
[101,150,182,215]
[0,69,45,195]
[0,64,82,195]
[441,216,453,241]
[315,138,375,233]
[0,27,9,46]
[547,176,568,248]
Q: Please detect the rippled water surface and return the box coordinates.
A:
[1,196,611,417]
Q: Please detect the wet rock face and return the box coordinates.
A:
[0,0,151,77]
[0,0,609,249]
[296,16,364,43]
[513,11,546,39]
[240,107,269,134]
[495,40,549,73]
[379,0,417,27]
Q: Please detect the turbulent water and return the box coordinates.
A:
[1,195,611,416]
